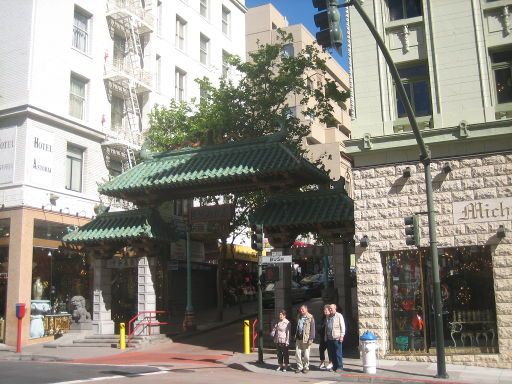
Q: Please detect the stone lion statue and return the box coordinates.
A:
[70,296,91,323]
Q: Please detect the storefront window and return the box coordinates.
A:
[31,219,91,339]
[427,246,497,353]
[386,250,426,352]
[33,219,69,241]
[385,246,498,354]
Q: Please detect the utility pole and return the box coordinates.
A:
[312,0,448,378]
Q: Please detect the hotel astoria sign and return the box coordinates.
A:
[453,197,512,224]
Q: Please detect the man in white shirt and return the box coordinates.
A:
[326,303,345,372]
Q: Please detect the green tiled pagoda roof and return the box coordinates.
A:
[99,133,330,202]
[250,189,354,230]
[62,208,184,245]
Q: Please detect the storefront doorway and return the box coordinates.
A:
[385,245,497,354]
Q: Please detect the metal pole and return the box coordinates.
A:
[257,254,264,364]
[349,0,448,377]
[323,253,329,288]
[183,226,196,331]
[186,229,192,312]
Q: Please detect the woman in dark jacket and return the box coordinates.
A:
[318,304,332,370]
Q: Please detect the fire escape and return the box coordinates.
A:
[102,0,153,175]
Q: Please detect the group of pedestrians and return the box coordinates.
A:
[270,303,346,374]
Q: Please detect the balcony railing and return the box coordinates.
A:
[106,0,154,29]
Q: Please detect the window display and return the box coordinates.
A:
[385,246,497,354]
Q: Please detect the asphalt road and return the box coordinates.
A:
[0,361,164,384]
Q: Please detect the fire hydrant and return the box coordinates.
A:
[359,331,378,374]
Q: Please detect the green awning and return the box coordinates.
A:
[99,133,330,203]
[62,208,185,245]
[250,189,354,231]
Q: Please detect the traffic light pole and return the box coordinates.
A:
[257,251,264,364]
[346,0,448,378]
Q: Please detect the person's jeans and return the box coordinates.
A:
[295,339,311,370]
[276,343,289,365]
[326,339,343,370]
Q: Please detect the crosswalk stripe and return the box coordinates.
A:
[51,370,168,384]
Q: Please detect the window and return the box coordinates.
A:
[155,54,161,91]
[396,64,431,118]
[175,68,186,101]
[72,8,90,53]
[69,75,87,119]
[200,83,208,101]
[176,16,186,51]
[307,78,314,91]
[156,0,163,35]
[222,6,231,36]
[388,0,422,21]
[282,43,294,58]
[200,0,208,18]
[111,95,125,131]
[491,50,512,104]
[385,246,497,353]
[113,35,127,71]
[65,145,83,192]
[222,50,230,78]
[200,34,209,65]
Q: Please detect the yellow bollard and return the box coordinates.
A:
[244,320,250,354]
[120,322,126,350]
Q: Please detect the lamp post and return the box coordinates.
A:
[47,250,53,312]
[316,0,448,378]
[183,201,196,331]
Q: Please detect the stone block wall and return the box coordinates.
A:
[353,153,512,368]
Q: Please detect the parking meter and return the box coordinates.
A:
[16,303,26,319]
[15,303,26,353]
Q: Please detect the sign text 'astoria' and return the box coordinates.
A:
[453,197,512,224]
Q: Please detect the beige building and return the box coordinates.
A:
[347,0,512,368]
[246,4,353,193]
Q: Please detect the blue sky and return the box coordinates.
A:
[245,0,349,71]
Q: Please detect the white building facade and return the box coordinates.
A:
[347,0,512,367]
[0,0,246,346]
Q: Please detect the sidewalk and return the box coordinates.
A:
[0,299,259,362]
[229,350,512,384]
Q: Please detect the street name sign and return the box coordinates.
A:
[262,255,292,264]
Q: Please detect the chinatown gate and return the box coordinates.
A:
[63,133,354,337]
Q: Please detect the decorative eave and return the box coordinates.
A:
[250,188,354,235]
[62,208,185,246]
[99,133,331,204]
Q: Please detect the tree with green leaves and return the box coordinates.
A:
[147,30,348,152]
[145,30,349,320]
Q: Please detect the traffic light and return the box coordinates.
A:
[404,215,420,247]
[261,266,280,284]
[251,224,264,252]
[313,0,342,53]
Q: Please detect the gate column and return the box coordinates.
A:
[92,258,115,335]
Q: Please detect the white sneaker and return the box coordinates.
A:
[326,363,333,370]
[319,362,326,369]
[282,367,287,372]
[276,366,282,371]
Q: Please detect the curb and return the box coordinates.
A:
[237,361,467,384]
